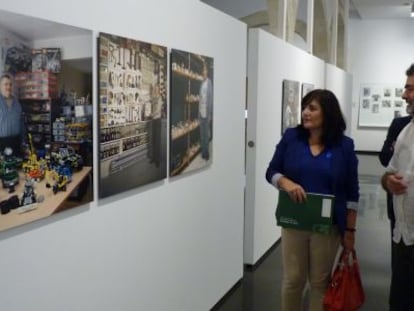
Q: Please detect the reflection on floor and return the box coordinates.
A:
[212,174,391,311]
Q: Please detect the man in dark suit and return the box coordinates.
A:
[381,63,414,310]
[379,115,412,230]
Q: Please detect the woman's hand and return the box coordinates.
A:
[342,230,355,253]
[278,176,306,203]
[343,209,357,253]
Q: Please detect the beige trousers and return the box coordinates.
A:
[281,228,340,311]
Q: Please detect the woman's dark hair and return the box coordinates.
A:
[297,89,346,146]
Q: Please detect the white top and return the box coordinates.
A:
[387,120,414,245]
[199,78,212,118]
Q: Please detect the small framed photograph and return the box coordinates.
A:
[281,79,300,134]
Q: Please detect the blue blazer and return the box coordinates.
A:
[265,128,359,235]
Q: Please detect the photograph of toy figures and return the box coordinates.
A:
[0,37,93,232]
[98,33,167,199]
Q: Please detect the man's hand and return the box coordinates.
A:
[382,173,407,195]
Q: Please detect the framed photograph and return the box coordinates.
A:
[170,49,214,177]
[98,32,167,199]
[358,83,406,127]
[31,48,61,73]
[282,79,300,134]
[394,100,403,108]
[0,9,93,232]
[301,82,314,99]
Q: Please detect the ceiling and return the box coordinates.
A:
[0,9,92,73]
[0,9,91,42]
[0,2,411,44]
[351,0,414,19]
[201,0,414,20]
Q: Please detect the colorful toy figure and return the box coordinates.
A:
[52,174,69,194]
[20,178,44,206]
[20,178,37,206]
[22,134,45,181]
[50,145,83,172]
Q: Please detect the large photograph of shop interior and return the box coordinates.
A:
[170,49,213,177]
[98,33,167,199]
[0,9,93,232]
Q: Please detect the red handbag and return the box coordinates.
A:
[323,250,365,311]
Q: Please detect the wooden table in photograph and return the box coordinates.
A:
[0,166,92,232]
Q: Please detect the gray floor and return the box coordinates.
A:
[213,174,391,311]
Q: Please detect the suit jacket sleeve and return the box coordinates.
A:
[344,138,359,206]
[379,117,410,167]
[265,128,295,184]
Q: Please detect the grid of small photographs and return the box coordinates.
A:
[359,84,405,127]
[98,33,167,198]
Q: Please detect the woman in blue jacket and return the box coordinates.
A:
[266,89,359,311]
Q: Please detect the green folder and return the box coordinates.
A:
[276,190,335,234]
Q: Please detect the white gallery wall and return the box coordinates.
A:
[348,19,414,152]
[245,29,326,265]
[0,1,247,311]
[325,63,353,136]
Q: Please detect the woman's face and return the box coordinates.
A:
[0,77,13,98]
[302,99,323,130]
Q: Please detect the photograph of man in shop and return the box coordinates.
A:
[148,83,162,167]
[0,74,24,156]
[199,62,213,161]
[381,63,414,311]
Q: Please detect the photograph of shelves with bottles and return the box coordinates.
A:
[98,33,167,199]
[0,8,94,232]
[170,49,213,177]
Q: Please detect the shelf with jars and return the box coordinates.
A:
[99,121,149,161]
[170,50,206,175]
